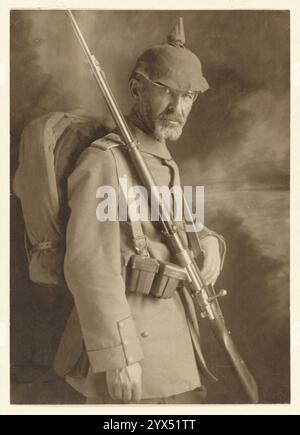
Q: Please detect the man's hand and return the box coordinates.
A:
[200,236,221,286]
[106,362,142,403]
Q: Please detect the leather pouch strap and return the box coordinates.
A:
[109,146,149,257]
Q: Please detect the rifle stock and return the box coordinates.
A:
[66,10,259,404]
[205,292,259,403]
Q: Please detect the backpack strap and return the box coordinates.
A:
[91,132,122,151]
[91,135,149,257]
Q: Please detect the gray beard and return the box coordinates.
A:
[137,102,184,142]
[153,122,183,142]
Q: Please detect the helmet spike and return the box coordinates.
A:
[167,17,186,47]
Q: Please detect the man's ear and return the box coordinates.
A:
[129,77,141,100]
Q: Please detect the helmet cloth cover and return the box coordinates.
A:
[131,17,209,93]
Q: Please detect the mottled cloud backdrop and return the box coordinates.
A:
[10,10,289,404]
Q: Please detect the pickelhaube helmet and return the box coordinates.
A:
[131,17,209,93]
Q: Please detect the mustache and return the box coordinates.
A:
[156,112,185,124]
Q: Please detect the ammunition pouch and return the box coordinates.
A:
[110,146,187,299]
[124,255,186,299]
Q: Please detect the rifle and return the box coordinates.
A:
[66,10,259,404]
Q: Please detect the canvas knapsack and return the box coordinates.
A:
[13,111,208,289]
[13,111,110,287]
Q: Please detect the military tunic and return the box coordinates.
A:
[54,118,225,400]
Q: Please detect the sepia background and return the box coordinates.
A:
[10,10,290,404]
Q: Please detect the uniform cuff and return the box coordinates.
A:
[87,316,144,373]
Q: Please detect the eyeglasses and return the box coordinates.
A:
[136,73,199,103]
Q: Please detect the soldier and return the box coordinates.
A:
[54,18,226,404]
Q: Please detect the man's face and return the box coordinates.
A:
[135,75,198,142]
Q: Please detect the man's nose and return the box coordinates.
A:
[168,93,184,114]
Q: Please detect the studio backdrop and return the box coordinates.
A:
[10,9,290,404]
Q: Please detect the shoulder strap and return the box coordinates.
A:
[92,135,149,257]
[91,132,123,151]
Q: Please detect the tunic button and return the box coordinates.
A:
[141,331,149,338]
[128,356,134,363]
[123,339,129,346]
[119,322,124,329]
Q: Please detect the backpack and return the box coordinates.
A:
[13,111,209,289]
[13,111,110,287]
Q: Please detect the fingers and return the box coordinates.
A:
[127,362,142,404]
[113,386,123,402]
[106,370,123,402]
[121,380,143,404]
[200,236,222,285]
[106,364,142,404]
[212,269,220,286]
[201,254,220,286]
[108,382,131,403]
[122,384,132,404]
[108,380,132,404]
[131,379,143,404]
